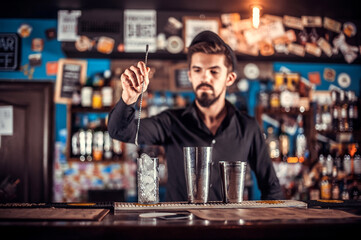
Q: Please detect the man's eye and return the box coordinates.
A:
[193,69,201,73]
[211,70,219,75]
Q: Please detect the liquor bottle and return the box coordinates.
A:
[331,166,340,199]
[266,126,280,160]
[334,151,342,170]
[321,105,332,131]
[341,179,350,200]
[79,129,86,161]
[279,121,289,162]
[92,129,104,161]
[103,131,113,160]
[320,166,331,200]
[347,91,358,132]
[112,139,123,160]
[325,154,333,176]
[318,153,325,169]
[315,105,322,131]
[331,91,339,132]
[353,147,361,179]
[269,91,280,109]
[343,150,352,176]
[339,91,347,132]
[295,115,307,161]
[85,129,93,161]
[71,130,80,158]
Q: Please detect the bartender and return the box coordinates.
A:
[108,30,283,201]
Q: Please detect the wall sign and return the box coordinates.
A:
[124,10,157,52]
[55,59,87,104]
[170,63,192,91]
[0,33,20,71]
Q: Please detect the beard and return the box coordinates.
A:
[195,83,222,107]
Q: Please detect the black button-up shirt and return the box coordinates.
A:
[108,98,283,201]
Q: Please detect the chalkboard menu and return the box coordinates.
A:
[171,63,192,91]
[61,63,82,98]
[175,68,192,89]
[55,59,87,104]
[0,33,20,71]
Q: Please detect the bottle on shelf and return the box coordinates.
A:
[343,149,352,176]
[325,154,333,176]
[338,90,347,132]
[347,91,358,132]
[341,179,350,200]
[331,90,339,132]
[92,129,104,161]
[353,147,361,179]
[295,115,307,162]
[320,166,331,200]
[266,126,280,161]
[85,129,93,161]
[321,105,332,131]
[331,166,340,200]
[103,131,113,160]
[279,121,289,162]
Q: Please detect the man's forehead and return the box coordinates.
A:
[190,53,227,68]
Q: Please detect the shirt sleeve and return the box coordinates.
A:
[248,123,284,200]
[107,98,171,145]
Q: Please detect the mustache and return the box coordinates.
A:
[196,83,214,91]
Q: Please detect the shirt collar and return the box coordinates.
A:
[181,99,236,133]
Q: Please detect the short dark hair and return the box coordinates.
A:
[187,41,233,72]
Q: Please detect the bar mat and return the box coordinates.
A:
[0,208,109,221]
[307,199,361,208]
[114,200,307,211]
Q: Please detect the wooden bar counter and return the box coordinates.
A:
[1,200,360,240]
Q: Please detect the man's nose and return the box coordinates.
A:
[201,70,212,83]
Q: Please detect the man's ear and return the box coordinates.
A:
[226,72,237,87]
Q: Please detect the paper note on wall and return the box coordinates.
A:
[0,106,13,135]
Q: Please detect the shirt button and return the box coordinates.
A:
[210,184,213,188]
[212,139,216,145]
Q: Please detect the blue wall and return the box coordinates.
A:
[0,19,111,141]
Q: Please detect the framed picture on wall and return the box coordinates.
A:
[183,16,220,51]
[55,58,87,104]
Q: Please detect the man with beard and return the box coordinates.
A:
[108,31,283,201]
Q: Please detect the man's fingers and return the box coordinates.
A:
[130,65,144,86]
[124,68,139,88]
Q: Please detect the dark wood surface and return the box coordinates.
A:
[1,207,360,240]
[0,81,54,203]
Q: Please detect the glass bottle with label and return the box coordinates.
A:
[296,115,307,161]
[347,91,358,132]
[339,91,347,132]
[266,126,280,160]
[325,154,333,176]
[321,105,332,131]
[320,166,331,200]
[103,131,113,160]
[343,150,352,176]
[331,166,340,200]
[279,121,289,162]
[353,147,361,178]
[331,90,339,132]
[341,179,350,200]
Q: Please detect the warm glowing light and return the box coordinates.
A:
[252,6,261,29]
[287,157,299,163]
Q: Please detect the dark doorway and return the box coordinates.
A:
[0,80,54,203]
